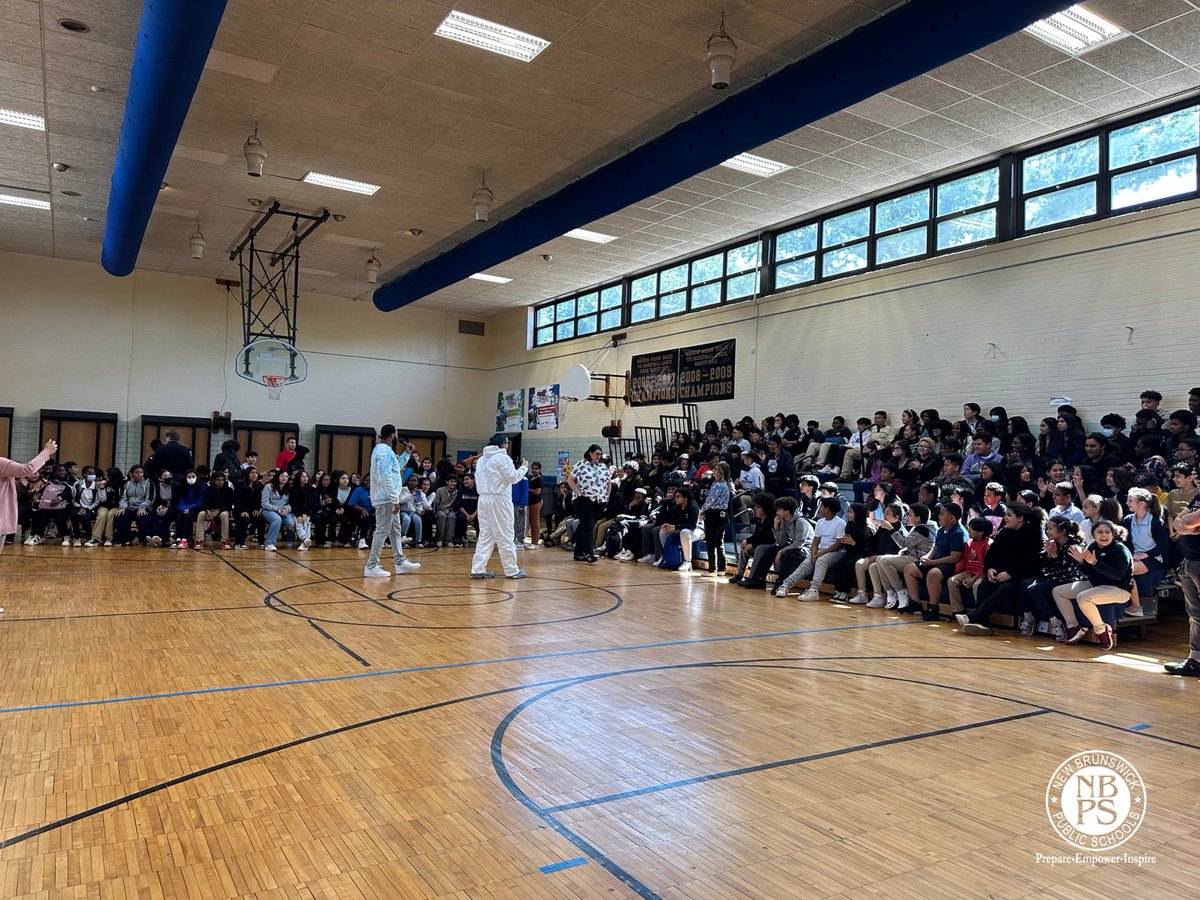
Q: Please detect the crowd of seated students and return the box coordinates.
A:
[544,388,1200,653]
[6,430,549,553]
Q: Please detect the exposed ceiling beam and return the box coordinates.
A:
[373,0,1075,312]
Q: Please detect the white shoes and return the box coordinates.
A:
[772,584,788,597]
[356,538,368,549]
[363,565,391,577]
[895,589,910,610]
[62,537,72,546]
[264,544,277,552]
[867,593,886,608]
[299,538,312,551]
[637,553,654,563]
[396,560,421,574]
[954,613,970,629]
[884,589,898,609]
[24,535,41,546]
[678,562,692,572]
[798,588,820,602]
[849,590,869,604]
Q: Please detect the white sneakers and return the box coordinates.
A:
[356,538,368,549]
[678,562,692,573]
[615,549,635,561]
[637,553,655,563]
[798,588,820,602]
[895,589,910,610]
[363,565,391,577]
[397,560,421,574]
[298,538,312,551]
[867,593,886,608]
[849,590,869,604]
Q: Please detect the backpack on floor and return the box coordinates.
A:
[659,532,684,570]
[603,521,626,558]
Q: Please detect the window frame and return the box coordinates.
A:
[1016,133,1105,236]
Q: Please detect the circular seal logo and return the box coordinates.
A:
[1046,751,1147,850]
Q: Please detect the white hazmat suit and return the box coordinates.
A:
[471,444,528,577]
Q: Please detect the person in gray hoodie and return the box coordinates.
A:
[113,465,154,545]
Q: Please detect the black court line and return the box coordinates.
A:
[214,552,371,667]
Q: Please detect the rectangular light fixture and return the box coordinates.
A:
[0,193,50,210]
[469,272,512,284]
[1023,5,1124,54]
[0,107,45,131]
[435,11,550,62]
[720,152,792,178]
[302,171,381,195]
[564,227,617,244]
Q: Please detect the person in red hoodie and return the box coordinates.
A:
[947,517,992,614]
[275,436,298,472]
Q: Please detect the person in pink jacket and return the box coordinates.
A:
[0,438,58,611]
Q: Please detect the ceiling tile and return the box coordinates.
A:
[886,75,972,112]
[1026,58,1132,103]
[1082,36,1185,84]
[845,93,928,128]
[940,96,1033,135]
[1139,10,1200,65]
[1085,0,1193,34]
[974,31,1069,76]
[926,53,1016,95]
[980,77,1078,119]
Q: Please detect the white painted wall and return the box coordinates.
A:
[485,199,1200,465]
[4,198,1200,472]
[0,251,494,466]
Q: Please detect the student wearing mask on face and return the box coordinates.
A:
[71,467,105,547]
[1099,414,1133,464]
[172,470,206,548]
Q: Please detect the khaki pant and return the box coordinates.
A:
[91,507,116,541]
[196,510,230,542]
[871,554,910,592]
[947,571,981,613]
[1051,580,1131,629]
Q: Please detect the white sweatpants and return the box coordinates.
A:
[472,494,519,576]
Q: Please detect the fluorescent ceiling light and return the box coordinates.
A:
[435,11,549,62]
[720,152,792,178]
[565,227,617,244]
[302,171,381,195]
[469,272,512,283]
[1023,5,1124,54]
[0,108,45,131]
[0,194,50,210]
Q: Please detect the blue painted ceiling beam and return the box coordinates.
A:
[102,0,230,277]
[374,0,1073,312]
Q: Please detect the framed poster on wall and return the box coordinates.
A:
[496,388,525,433]
[527,385,560,430]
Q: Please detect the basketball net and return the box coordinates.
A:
[263,375,287,402]
[559,395,577,424]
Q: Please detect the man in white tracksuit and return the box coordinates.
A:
[364,424,422,578]
[471,434,529,580]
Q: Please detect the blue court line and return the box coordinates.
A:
[0,619,915,715]
[1131,723,1152,731]
[539,857,588,874]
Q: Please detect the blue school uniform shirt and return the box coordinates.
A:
[932,522,968,558]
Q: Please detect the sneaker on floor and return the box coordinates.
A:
[866,594,886,608]
[396,560,421,574]
[678,562,692,572]
[506,569,528,579]
[73,538,83,547]
[637,554,654,563]
[884,589,898,609]
[1096,624,1116,650]
[356,538,368,549]
[771,584,788,597]
[895,590,910,610]
[1163,657,1200,676]
[265,544,277,552]
[84,538,100,547]
[322,541,333,549]
[363,565,391,577]
[798,588,819,602]
[221,541,232,550]
[300,538,312,550]
[103,539,112,547]
[962,622,993,636]
[831,591,847,601]
[1123,606,1146,617]
[234,544,247,551]
[149,536,162,548]
[1049,617,1066,642]
[1018,612,1037,636]
[61,537,72,546]
[1065,624,1089,644]
[954,613,971,629]
[175,539,189,549]
[921,607,940,621]
[849,591,869,604]
[470,570,495,580]
[195,540,205,550]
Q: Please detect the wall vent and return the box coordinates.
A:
[458,319,485,336]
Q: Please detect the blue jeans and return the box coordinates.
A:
[263,509,296,545]
[400,511,422,544]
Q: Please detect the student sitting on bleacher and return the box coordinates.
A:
[955,504,1043,632]
[774,497,845,601]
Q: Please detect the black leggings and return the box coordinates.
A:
[573,497,598,559]
[704,508,728,572]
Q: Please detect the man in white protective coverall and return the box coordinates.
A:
[470,434,529,580]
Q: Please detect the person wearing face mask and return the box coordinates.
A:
[72,467,105,547]
[172,470,206,548]
[1098,413,1133,464]
[145,469,177,547]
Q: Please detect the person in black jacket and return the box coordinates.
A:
[1051,520,1134,650]
[729,492,776,585]
[197,470,235,549]
[150,431,194,486]
[955,504,1044,631]
[763,437,795,498]
[212,440,244,486]
[232,467,265,549]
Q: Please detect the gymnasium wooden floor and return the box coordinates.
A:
[1,544,1198,900]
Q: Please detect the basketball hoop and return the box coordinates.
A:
[559,395,577,423]
[263,375,287,401]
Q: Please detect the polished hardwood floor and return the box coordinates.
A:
[0,542,1197,899]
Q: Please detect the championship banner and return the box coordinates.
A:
[679,339,736,402]
[628,348,681,406]
[527,384,560,430]
[495,388,524,432]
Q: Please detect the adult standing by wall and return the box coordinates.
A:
[567,444,610,564]
[151,431,194,486]
[363,425,421,579]
[471,434,528,580]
